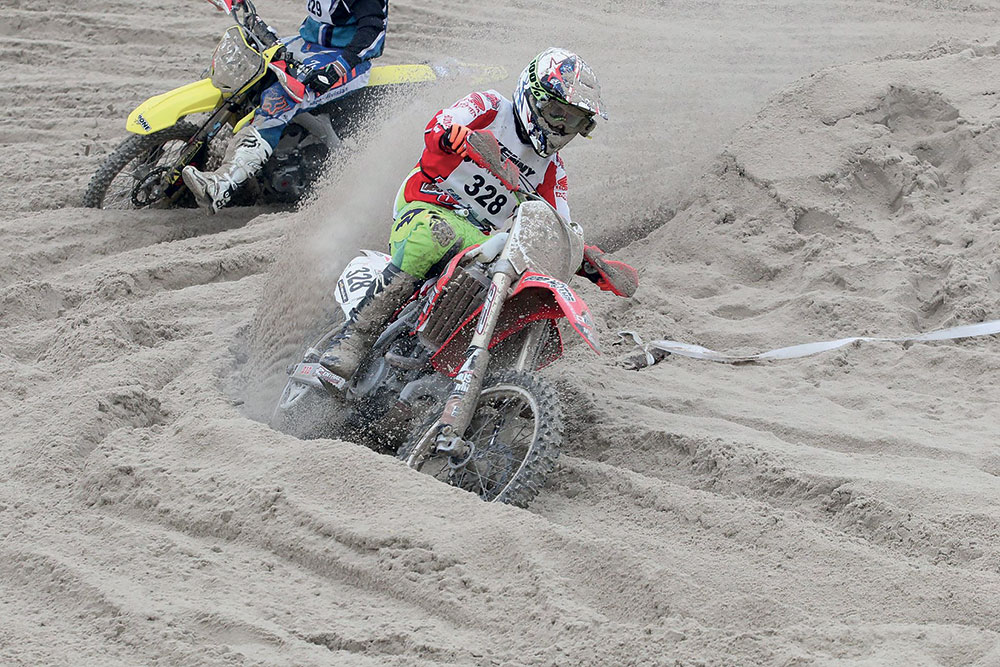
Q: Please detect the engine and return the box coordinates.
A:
[263,124,329,200]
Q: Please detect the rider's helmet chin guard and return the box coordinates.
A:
[513,47,607,158]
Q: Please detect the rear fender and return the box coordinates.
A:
[127,78,223,135]
[366,63,508,87]
[368,64,438,86]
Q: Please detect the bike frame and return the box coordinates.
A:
[421,201,595,464]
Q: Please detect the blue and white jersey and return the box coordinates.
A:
[299,0,387,66]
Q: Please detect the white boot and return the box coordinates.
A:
[182,126,272,213]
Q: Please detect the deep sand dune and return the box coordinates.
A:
[3,0,1000,664]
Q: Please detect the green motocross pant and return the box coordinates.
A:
[388,200,489,279]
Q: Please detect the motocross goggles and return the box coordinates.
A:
[536,97,598,137]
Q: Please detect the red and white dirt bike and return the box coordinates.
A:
[272,131,636,507]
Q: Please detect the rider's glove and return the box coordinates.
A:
[301,56,350,95]
[439,124,471,158]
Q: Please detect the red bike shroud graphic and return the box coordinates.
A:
[416,245,478,332]
[426,270,598,376]
[512,273,599,353]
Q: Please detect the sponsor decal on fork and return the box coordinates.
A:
[475,283,498,335]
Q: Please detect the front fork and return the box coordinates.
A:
[431,269,514,458]
[164,102,246,195]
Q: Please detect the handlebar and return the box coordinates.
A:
[464,130,568,225]
[232,0,281,52]
[464,131,522,194]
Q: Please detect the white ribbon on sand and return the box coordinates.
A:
[619,319,1000,366]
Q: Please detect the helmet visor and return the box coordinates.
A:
[537,98,598,137]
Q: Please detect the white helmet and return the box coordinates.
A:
[512,47,607,157]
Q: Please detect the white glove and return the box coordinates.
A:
[467,232,509,263]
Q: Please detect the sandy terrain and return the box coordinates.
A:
[3,0,1000,664]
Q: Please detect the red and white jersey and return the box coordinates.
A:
[396,90,571,231]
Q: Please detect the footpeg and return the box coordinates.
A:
[314,365,347,392]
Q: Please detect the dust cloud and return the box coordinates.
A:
[3,0,1000,664]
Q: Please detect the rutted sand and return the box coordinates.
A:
[3,0,1000,664]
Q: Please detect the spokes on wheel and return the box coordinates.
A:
[398,371,562,507]
[450,387,539,501]
[84,122,207,210]
[101,139,190,210]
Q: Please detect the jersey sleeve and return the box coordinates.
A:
[340,0,387,67]
[420,90,503,180]
[535,154,571,224]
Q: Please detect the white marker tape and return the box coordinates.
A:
[619,319,1000,365]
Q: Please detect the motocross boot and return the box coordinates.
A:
[319,265,417,381]
[181,126,272,213]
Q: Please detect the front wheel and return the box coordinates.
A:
[397,371,563,508]
[83,122,201,209]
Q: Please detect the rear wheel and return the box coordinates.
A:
[397,371,563,508]
[270,381,344,441]
[83,122,202,210]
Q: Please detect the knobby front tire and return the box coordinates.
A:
[83,122,200,210]
[398,370,563,508]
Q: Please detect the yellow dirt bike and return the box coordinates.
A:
[83,0,503,210]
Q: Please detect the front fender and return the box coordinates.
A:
[126,78,223,135]
[512,273,599,353]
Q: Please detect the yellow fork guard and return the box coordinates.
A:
[127,78,224,135]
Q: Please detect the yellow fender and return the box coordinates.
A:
[125,63,506,135]
[368,64,438,86]
[126,78,223,135]
[367,63,507,86]
[231,67,440,132]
